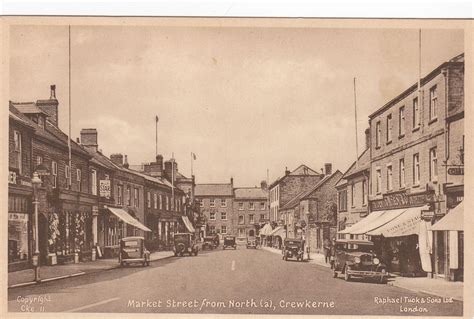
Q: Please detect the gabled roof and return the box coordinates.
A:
[128,168,174,189]
[234,187,268,199]
[280,170,343,210]
[195,183,233,197]
[10,102,49,116]
[9,107,35,129]
[269,164,320,189]
[342,148,370,179]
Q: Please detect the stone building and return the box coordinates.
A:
[268,164,323,225]
[233,183,269,243]
[195,179,234,237]
[343,53,464,281]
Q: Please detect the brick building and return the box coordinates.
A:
[233,184,269,242]
[268,165,323,226]
[195,179,234,238]
[8,105,35,271]
[342,53,464,281]
[11,86,97,266]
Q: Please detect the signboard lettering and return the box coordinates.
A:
[99,180,111,198]
[371,191,435,211]
[448,167,464,175]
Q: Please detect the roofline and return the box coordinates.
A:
[368,58,463,119]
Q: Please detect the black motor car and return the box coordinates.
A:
[223,236,237,250]
[246,236,258,249]
[332,239,388,283]
[202,236,218,250]
[119,236,150,267]
[282,238,305,261]
[173,233,199,257]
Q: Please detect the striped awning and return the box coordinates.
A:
[106,207,151,232]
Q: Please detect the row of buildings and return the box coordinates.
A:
[8,85,199,271]
[336,53,464,282]
[263,53,464,282]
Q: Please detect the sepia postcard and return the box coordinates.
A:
[1,16,473,318]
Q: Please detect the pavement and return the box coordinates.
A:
[262,245,464,302]
[8,245,462,315]
[8,250,175,288]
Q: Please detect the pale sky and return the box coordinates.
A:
[9,25,463,187]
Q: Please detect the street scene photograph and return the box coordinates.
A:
[5,17,467,317]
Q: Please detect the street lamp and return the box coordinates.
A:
[31,172,42,282]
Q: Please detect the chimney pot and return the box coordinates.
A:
[123,155,129,169]
[50,85,56,99]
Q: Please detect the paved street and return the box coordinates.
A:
[8,247,462,316]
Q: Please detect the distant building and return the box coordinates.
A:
[268,164,323,225]
[195,179,234,237]
[233,183,269,242]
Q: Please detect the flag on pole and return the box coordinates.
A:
[192,152,197,160]
[155,115,159,123]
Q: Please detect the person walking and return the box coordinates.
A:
[330,238,337,269]
[323,238,331,264]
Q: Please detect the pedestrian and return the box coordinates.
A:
[330,238,337,269]
[323,238,331,264]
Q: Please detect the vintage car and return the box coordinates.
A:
[119,236,150,267]
[202,235,218,250]
[282,238,305,261]
[246,236,258,249]
[332,239,388,283]
[173,233,199,256]
[223,236,237,250]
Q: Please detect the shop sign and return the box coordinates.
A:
[8,171,17,184]
[9,213,28,221]
[448,167,464,175]
[370,191,435,211]
[99,180,111,198]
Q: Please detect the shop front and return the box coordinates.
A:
[8,185,33,272]
[341,190,439,277]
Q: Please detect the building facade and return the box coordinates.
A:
[233,184,269,242]
[195,179,234,237]
[356,53,464,280]
[269,165,323,225]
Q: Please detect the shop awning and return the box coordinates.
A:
[431,202,463,231]
[106,207,151,232]
[338,210,385,234]
[259,223,273,236]
[269,226,286,239]
[366,205,429,237]
[181,216,195,233]
[339,208,408,235]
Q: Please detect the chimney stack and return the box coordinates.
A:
[36,84,59,127]
[285,167,290,175]
[230,177,234,186]
[110,153,124,166]
[260,180,268,190]
[324,163,332,176]
[80,128,98,152]
[164,159,178,183]
[365,127,371,150]
[123,155,129,169]
[145,154,164,177]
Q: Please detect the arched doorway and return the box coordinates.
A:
[249,229,255,237]
[38,213,49,265]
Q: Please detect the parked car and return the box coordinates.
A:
[332,239,388,283]
[119,236,150,267]
[202,236,218,250]
[173,233,199,256]
[282,238,305,261]
[223,236,237,250]
[246,236,258,249]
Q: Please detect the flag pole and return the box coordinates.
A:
[68,25,72,188]
[155,116,158,156]
[191,152,194,177]
[353,77,359,165]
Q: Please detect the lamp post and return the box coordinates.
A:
[31,172,42,282]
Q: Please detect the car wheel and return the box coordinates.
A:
[120,261,125,267]
[333,270,338,278]
[344,266,351,281]
[142,261,146,267]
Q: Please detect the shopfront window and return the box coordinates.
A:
[8,195,29,263]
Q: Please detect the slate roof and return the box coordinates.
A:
[234,187,268,199]
[195,183,233,197]
[342,148,370,179]
[10,102,48,115]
